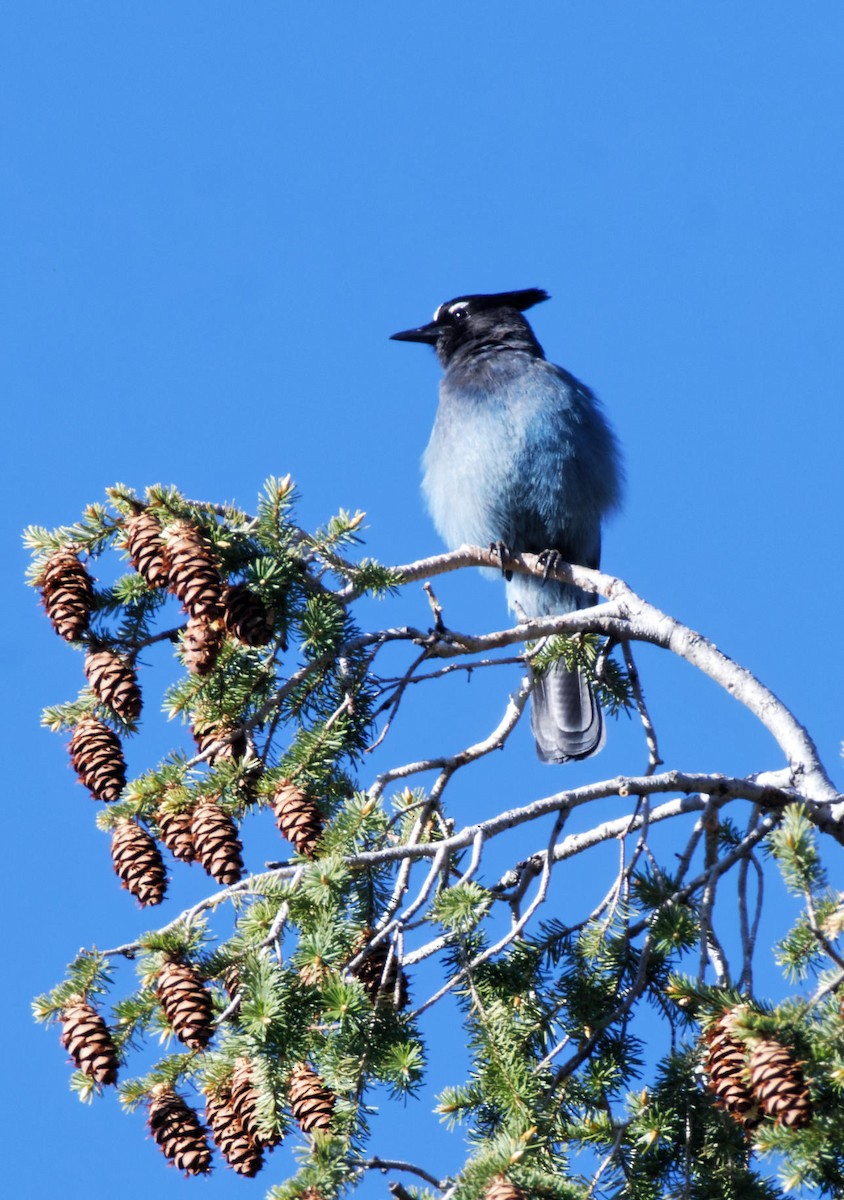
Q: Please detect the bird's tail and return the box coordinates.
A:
[531,661,604,763]
[507,572,605,763]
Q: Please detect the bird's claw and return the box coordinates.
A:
[537,548,563,583]
[490,540,513,581]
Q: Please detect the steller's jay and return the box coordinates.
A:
[391,288,622,763]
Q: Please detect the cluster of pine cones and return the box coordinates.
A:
[59,965,337,1181]
[36,514,356,902]
[58,928,410,1182]
[703,1007,813,1131]
[37,509,283,906]
[39,512,350,906]
[44,506,412,1187]
[39,508,274,668]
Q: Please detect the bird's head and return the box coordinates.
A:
[391,288,549,367]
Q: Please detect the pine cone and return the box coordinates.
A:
[205,1092,263,1177]
[748,1038,813,1128]
[484,1177,527,1200]
[703,1013,760,1129]
[288,1063,335,1136]
[229,1056,281,1148]
[166,520,225,623]
[155,961,215,1051]
[353,929,410,1010]
[84,646,142,723]
[59,995,118,1085]
[192,718,247,765]
[124,509,170,588]
[223,582,274,646]
[229,1056,261,1143]
[69,716,126,802]
[192,798,244,884]
[156,804,196,863]
[181,614,224,676]
[273,779,323,858]
[220,962,241,1000]
[111,818,167,906]
[147,1086,211,1175]
[39,548,94,641]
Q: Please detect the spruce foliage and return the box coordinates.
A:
[26,480,844,1198]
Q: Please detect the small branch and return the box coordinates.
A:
[549,933,655,1087]
[412,811,566,1017]
[367,670,534,804]
[367,647,432,751]
[358,1156,447,1190]
[737,807,765,993]
[99,870,300,957]
[804,886,844,972]
[623,641,662,774]
[375,654,526,688]
[698,805,730,986]
[586,1118,633,1198]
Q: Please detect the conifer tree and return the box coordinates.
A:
[26,478,844,1198]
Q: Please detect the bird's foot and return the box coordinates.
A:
[537,548,564,583]
[489,540,513,581]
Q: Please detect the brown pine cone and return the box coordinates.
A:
[111,818,167,906]
[229,1056,281,1148]
[192,718,248,765]
[69,716,126,802]
[155,961,215,1051]
[124,509,170,588]
[288,1063,335,1136]
[272,779,323,858]
[484,1176,527,1200]
[220,962,241,1001]
[747,1038,813,1128]
[156,804,196,863]
[181,614,224,676]
[39,548,95,641]
[229,1056,261,1144]
[147,1086,211,1175]
[191,798,244,884]
[703,1012,760,1130]
[353,929,410,1010]
[84,646,142,723]
[223,582,274,646]
[205,1091,263,1177]
[166,520,225,623]
[60,995,119,1085]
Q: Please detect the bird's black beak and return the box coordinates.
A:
[390,321,440,345]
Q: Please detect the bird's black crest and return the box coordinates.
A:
[434,288,549,322]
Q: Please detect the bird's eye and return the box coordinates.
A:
[447,303,469,322]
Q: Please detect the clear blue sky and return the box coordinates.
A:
[4,4,844,1198]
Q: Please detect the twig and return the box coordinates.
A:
[698,804,729,986]
[368,671,534,804]
[412,811,565,1017]
[622,641,662,774]
[366,647,432,752]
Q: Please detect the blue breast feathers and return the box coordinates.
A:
[422,354,622,577]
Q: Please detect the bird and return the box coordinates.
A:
[391,288,623,763]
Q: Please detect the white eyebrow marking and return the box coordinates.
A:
[434,300,469,322]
